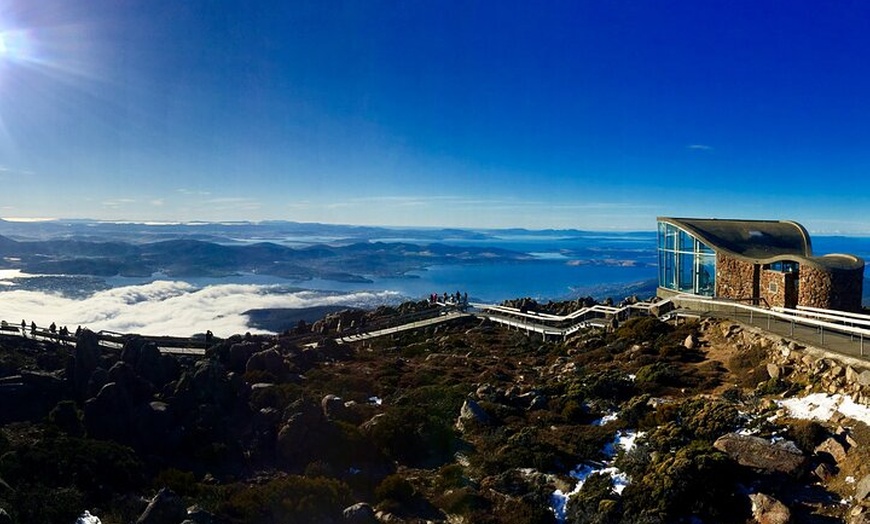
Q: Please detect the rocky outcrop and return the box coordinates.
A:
[136,488,186,524]
[713,433,807,476]
[342,502,378,523]
[749,493,791,524]
[73,329,103,400]
[456,399,490,432]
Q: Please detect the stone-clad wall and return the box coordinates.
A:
[798,264,864,312]
[716,253,861,310]
[759,270,786,308]
[716,254,756,300]
[759,270,799,308]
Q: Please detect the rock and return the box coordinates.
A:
[815,436,849,464]
[813,462,836,482]
[0,508,11,524]
[767,363,781,380]
[343,502,378,523]
[136,488,186,524]
[858,370,870,387]
[322,394,346,420]
[185,505,216,524]
[852,513,870,524]
[476,383,495,400]
[683,334,696,350]
[846,366,860,383]
[856,474,870,502]
[74,329,103,400]
[749,493,791,524]
[76,510,101,524]
[714,433,806,476]
[228,341,260,372]
[84,382,133,442]
[277,401,330,466]
[456,399,490,432]
[246,349,288,380]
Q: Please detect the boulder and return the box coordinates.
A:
[813,462,836,483]
[185,505,217,524]
[456,399,489,432]
[228,341,260,372]
[856,474,870,502]
[74,329,103,399]
[749,493,791,524]
[84,382,133,442]
[858,371,870,387]
[322,394,346,420]
[136,488,186,524]
[713,433,806,476]
[815,436,849,465]
[246,349,288,380]
[684,334,696,350]
[76,510,101,524]
[342,502,378,523]
[766,364,781,380]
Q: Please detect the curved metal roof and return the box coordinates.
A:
[658,217,864,271]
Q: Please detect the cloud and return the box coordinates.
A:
[0,280,403,337]
[687,144,713,151]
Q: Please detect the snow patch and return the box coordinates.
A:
[592,412,618,426]
[777,392,870,426]
[550,429,643,523]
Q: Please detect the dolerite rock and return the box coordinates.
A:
[136,488,186,524]
[134,401,174,453]
[322,394,346,420]
[277,401,330,466]
[714,433,806,476]
[456,399,489,432]
[228,341,259,372]
[84,382,133,442]
[815,436,849,465]
[767,363,782,380]
[74,329,103,399]
[246,349,288,380]
[684,334,696,350]
[122,339,173,389]
[86,367,109,399]
[184,505,216,524]
[75,510,101,524]
[855,474,870,502]
[749,493,791,524]
[108,361,155,403]
[343,502,378,523]
[191,360,233,405]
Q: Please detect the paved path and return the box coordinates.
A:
[717,310,870,361]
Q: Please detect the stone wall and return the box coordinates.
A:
[798,265,864,312]
[716,254,757,301]
[759,270,798,308]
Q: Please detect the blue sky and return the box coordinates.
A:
[0,1,868,232]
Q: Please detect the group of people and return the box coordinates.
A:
[19,319,81,341]
[429,291,469,308]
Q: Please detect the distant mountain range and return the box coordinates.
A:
[0,234,533,281]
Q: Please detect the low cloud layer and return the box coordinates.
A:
[0,280,403,337]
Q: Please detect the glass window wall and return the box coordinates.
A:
[657,221,716,296]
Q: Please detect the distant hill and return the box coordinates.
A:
[0,235,533,282]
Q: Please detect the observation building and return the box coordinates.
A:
[656,217,865,312]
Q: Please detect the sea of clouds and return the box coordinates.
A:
[0,280,404,337]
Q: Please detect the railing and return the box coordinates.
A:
[673,294,870,357]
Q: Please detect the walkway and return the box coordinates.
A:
[337,310,471,343]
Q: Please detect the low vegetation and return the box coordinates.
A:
[0,300,863,523]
